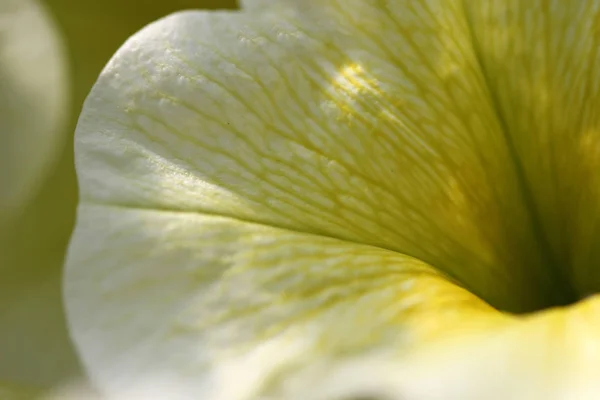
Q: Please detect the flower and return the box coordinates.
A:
[0,0,234,397]
[65,1,600,399]
[0,0,68,226]
[0,1,72,396]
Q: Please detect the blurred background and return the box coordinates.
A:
[0,0,237,395]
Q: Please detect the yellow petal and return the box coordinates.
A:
[269,296,600,400]
[73,3,563,313]
[391,295,600,400]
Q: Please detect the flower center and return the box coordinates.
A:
[536,283,582,313]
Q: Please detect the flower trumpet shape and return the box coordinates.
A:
[65,1,600,399]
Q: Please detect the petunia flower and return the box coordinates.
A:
[0,0,233,398]
[64,1,600,399]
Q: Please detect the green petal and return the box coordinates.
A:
[0,0,68,224]
[464,0,600,297]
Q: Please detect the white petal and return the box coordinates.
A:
[66,205,498,399]
[239,0,298,12]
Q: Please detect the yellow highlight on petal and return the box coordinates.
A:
[579,130,600,167]
[324,62,412,136]
[333,64,376,96]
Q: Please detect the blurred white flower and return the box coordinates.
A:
[0,0,68,224]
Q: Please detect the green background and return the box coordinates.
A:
[0,0,237,390]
